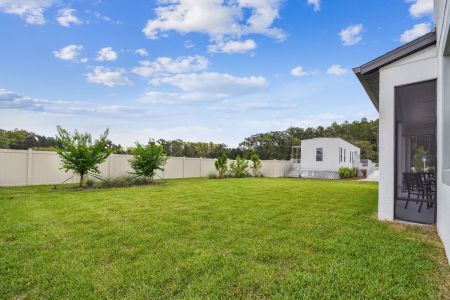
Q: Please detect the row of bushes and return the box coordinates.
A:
[339,167,360,179]
[56,126,266,187]
[55,126,168,187]
[211,154,262,179]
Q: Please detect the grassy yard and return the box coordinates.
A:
[0,178,449,299]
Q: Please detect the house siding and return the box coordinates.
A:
[436,0,450,262]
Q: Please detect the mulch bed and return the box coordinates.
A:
[53,182,165,191]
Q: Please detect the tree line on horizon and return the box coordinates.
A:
[0,118,379,162]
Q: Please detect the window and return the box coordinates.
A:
[316,148,323,162]
[339,147,342,163]
[344,149,346,162]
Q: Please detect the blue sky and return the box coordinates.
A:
[0,0,435,146]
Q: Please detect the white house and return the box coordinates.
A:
[354,0,450,261]
[299,138,360,179]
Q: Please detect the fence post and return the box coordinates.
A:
[108,153,114,179]
[27,148,33,185]
[273,159,276,177]
[199,157,203,177]
[182,156,186,178]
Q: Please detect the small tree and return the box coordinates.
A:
[129,141,168,182]
[214,153,228,178]
[249,154,262,177]
[412,146,428,172]
[55,126,111,187]
[229,155,249,178]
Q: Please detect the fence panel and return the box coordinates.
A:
[201,158,216,177]
[0,150,28,186]
[163,157,183,179]
[110,154,133,178]
[32,151,78,185]
[184,158,200,178]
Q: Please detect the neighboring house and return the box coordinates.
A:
[354,1,450,260]
[299,138,360,179]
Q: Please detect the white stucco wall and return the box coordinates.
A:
[300,138,360,171]
[378,45,437,221]
[435,0,450,262]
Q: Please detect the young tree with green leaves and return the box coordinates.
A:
[412,146,428,172]
[229,155,249,178]
[214,153,228,179]
[55,126,112,187]
[250,154,262,177]
[129,141,168,182]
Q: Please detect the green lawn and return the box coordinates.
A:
[0,178,448,299]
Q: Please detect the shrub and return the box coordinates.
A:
[85,177,95,187]
[339,167,351,179]
[250,154,262,177]
[129,141,168,182]
[214,154,228,179]
[229,155,249,178]
[351,167,359,178]
[361,169,368,178]
[208,172,219,179]
[55,126,112,187]
[340,167,359,179]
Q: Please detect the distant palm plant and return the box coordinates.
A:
[230,155,249,178]
[250,154,262,177]
[214,153,228,179]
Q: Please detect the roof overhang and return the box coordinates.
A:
[353,31,437,111]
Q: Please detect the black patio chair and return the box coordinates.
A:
[402,172,436,212]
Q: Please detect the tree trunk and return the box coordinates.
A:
[80,173,84,187]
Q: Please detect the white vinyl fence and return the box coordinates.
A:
[0,149,289,187]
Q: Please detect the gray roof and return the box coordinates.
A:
[353,31,437,111]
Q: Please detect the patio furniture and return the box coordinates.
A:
[402,172,436,212]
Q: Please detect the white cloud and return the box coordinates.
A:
[400,22,432,43]
[0,88,142,115]
[85,10,123,25]
[135,48,149,57]
[208,39,257,54]
[243,113,347,131]
[339,24,363,46]
[307,0,320,11]
[327,64,348,76]
[127,125,220,145]
[184,40,195,49]
[85,67,132,87]
[57,8,82,27]
[140,72,268,104]
[408,0,434,18]
[151,72,268,93]
[138,91,224,104]
[53,44,84,62]
[96,47,118,61]
[132,55,209,77]
[0,0,56,25]
[209,101,298,113]
[142,0,285,42]
[291,66,308,77]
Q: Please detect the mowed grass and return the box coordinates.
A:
[0,178,449,299]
